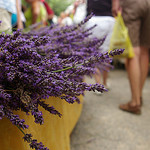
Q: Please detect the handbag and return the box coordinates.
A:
[109,12,134,58]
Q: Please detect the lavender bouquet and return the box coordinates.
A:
[0,15,124,150]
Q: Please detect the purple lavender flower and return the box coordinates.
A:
[0,14,124,149]
[23,134,49,150]
[0,105,4,119]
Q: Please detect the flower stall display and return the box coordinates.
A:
[0,15,124,150]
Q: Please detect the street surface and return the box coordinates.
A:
[71,69,150,150]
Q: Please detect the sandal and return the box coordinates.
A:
[119,102,141,115]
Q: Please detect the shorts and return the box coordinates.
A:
[0,8,12,32]
[86,16,115,52]
[121,0,150,48]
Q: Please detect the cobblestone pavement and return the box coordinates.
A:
[71,69,150,150]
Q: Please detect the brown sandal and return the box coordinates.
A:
[119,102,141,115]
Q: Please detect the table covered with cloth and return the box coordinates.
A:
[0,96,83,150]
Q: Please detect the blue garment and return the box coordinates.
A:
[0,0,16,14]
[11,13,17,27]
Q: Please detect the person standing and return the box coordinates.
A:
[112,0,150,114]
[0,0,23,32]
[25,0,47,28]
[86,0,115,92]
[12,0,26,30]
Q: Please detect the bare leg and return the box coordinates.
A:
[94,68,101,84]
[103,70,108,86]
[125,58,128,73]
[140,46,149,97]
[126,47,141,106]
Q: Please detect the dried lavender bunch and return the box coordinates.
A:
[23,134,48,150]
[23,15,124,77]
[0,15,124,149]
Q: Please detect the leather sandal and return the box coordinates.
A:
[119,102,141,115]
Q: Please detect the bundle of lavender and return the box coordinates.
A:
[0,15,124,150]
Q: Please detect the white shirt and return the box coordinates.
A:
[0,0,16,14]
[62,17,73,26]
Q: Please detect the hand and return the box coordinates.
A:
[112,0,122,17]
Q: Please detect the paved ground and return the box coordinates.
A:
[71,69,150,150]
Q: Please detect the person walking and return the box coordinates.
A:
[86,0,115,92]
[112,0,150,114]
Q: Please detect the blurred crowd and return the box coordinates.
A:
[0,0,87,32]
[58,0,86,26]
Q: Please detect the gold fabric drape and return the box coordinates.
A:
[0,96,83,150]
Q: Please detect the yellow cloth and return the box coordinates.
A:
[0,96,83,150]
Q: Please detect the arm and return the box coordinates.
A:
[112,0,121,17]
[31,0,40,24]
[72,1,79,16]
[16,0,23,29]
